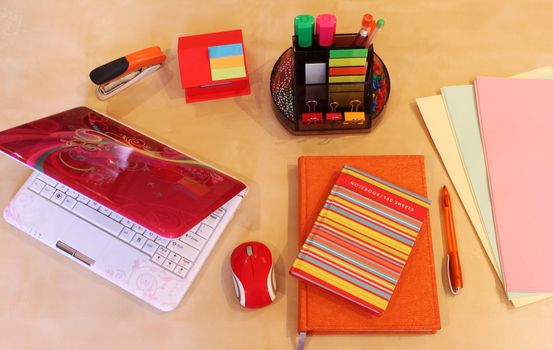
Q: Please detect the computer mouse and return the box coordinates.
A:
[230,241,276,308]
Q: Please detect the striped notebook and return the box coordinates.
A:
[290,165,431,316]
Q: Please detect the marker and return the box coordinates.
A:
[295,15,315,48]
[365,18,385,48]
[316,14,336,47]
[352,14,375,46]
[442,186,463,295]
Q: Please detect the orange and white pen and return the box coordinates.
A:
[442,186,463,294]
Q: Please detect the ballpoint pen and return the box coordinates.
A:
[442,185,463,294]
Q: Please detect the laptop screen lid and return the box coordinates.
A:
[0,106,247,238]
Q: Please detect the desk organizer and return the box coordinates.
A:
[270,34,390,135]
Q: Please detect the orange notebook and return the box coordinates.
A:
[297,156,440,334]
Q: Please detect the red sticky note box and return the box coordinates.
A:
[178,29,251,103]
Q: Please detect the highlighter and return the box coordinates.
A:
[316,14,336,47]
[294,15,315,48]
[352,14,374,46]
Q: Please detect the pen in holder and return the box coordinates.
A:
[270,31,390,135]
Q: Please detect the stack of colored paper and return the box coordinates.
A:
[208,43,246,81]
[328,48,368,83]
[416,67,553,307]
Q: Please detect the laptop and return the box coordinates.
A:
[0,107,247,311]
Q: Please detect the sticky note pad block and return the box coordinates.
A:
[208,43,243,58]
[329,48,368,59]
[329,57,367,67]
[208,43,246,81]
[328,48,368,85]
[211,66,246,81]
[178,29,250,103]
[328,75,366,83]
[329,66,367,76]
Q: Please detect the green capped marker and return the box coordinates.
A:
[294,14,315,48]
[366,18,385,48]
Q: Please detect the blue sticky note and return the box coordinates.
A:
[208,43,243,58]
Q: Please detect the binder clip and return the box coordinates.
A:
[325,101,343,121]
[344,99,365,124]
[301,100,323,124]
[89,46,166,100]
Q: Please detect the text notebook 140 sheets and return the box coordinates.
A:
[0,107,247,311]
[290,163,431,316]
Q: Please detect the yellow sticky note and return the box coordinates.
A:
[211,66,246,81]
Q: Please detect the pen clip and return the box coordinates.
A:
[446,254,461,295]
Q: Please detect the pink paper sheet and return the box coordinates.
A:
[475,76,553,292]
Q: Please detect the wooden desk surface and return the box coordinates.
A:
[1,1,552,349]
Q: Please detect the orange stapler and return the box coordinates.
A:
[89,46,166,100]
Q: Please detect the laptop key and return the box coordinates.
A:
[109,212,123,222]
[168,240,199,262]
[119,227,135,242]
[174,265,188,278]
[98,206,111,216]
[72,202,123,236]
[29,179,46,193]
[203,213,221,228]
[77,194,89,204]
[189,223,201,233]
[179,232,206,250]
[61,196,77,211]
[167,251,181,264]
[143,230,156,240]
[132,224,145,234]
[40,185,56,199]
[51,190,66,205]
[196,223,214,240]
[130,234,146,249]
[121,218,134,228]
[38,174,58,187]
[162,259,176,271]
[156,246,170,258]
[152,254,165,266]
[87,201,101,210]
[142,240,159,256]
[155,237,170,247]
[55,183,69,192]
[178,258,193,270]
[66,189,78,198]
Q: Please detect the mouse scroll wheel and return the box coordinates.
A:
[246,245,253,256]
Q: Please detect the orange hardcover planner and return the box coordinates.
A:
[297,156,440,334]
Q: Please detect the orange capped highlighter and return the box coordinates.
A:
[89,46,166,100]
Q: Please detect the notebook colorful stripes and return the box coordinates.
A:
[290,164,431,316]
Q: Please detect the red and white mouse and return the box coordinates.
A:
[230,241,276,308]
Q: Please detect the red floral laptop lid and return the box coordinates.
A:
[0,107,246,238]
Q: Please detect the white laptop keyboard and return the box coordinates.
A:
[28,173,227,279]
